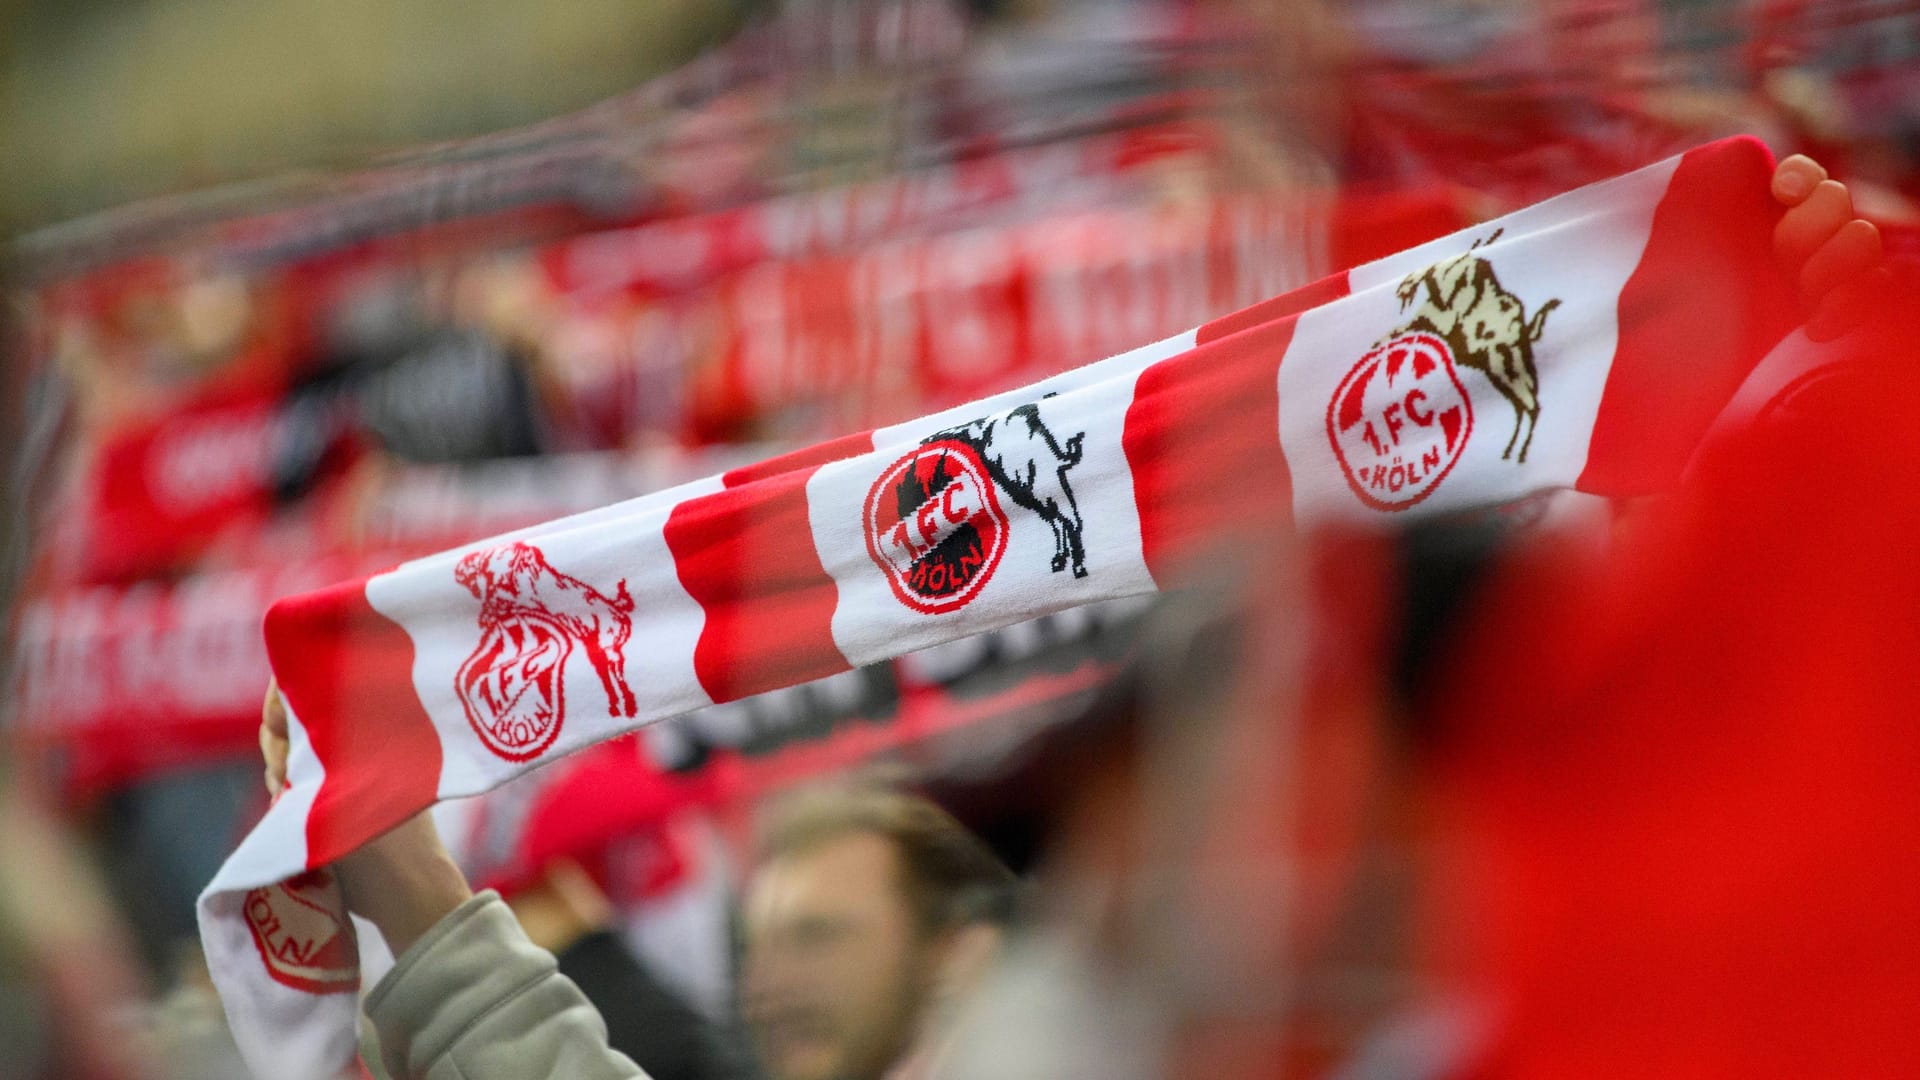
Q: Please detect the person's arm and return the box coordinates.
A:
[360,889,648,1080]
[258,686,646,1080]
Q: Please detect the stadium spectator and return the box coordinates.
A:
[739,785,1014,1080]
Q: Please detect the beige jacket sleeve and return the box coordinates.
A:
[361,890,647,1080]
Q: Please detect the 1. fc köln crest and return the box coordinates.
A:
[1328,231,1560,510]
[243,871,358,995]
[454,542,639,762]
[865,401,1088,614]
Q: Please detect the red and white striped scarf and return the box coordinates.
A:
[200,136,1797,1078]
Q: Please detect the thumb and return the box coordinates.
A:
[260,681,291,796]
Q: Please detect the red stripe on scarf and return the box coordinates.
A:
[1125,315,1303,585]
[264,577,443,868]
[1580,136,1798,495]
[1196,271,1350,345]
[666,468,851,703]
[722,430,875,487]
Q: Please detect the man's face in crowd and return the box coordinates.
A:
[741,831,942,1080]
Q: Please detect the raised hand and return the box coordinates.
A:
[1771,154,1893,341]
[258,681,472,954]
[260,680,290,797]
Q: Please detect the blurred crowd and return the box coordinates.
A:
[3,0,1920,1077]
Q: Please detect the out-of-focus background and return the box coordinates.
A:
[3,1,1919,1077]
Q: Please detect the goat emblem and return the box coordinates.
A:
[1389,229,1559,462]
[865,400,1087,614]
[455,542,638,762]
[1328,232,1560,511]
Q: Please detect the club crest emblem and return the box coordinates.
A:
[1328,332,1473,510]
[243,870,359,995]
[865,401,1087,614]
[1328,230,1561,511]
[455,541,638,762]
